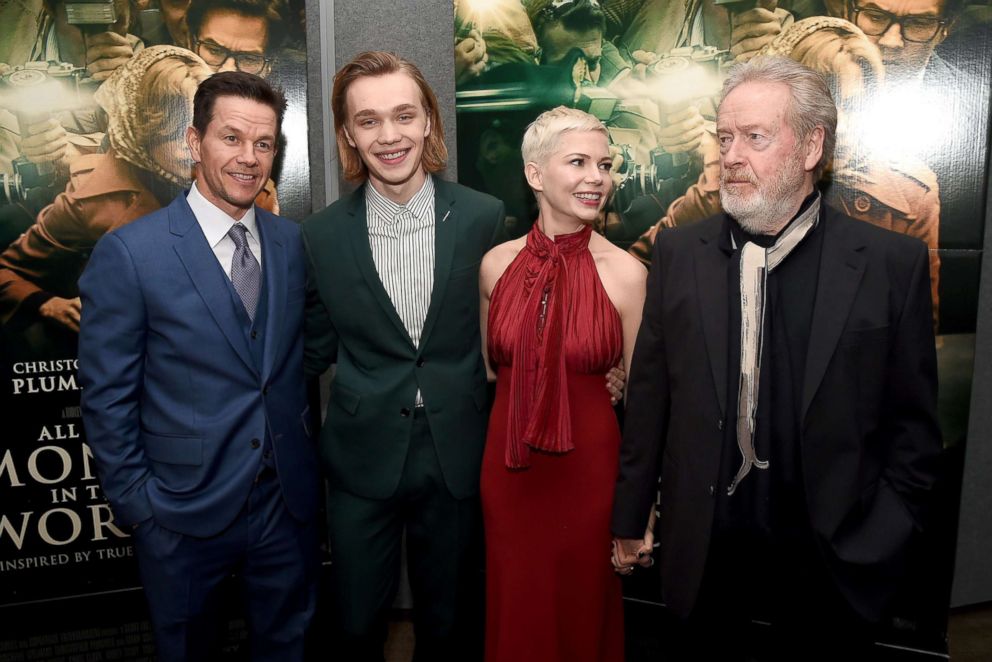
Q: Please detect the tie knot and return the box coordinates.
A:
[228,223,249,248]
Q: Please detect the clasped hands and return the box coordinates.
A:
[611,510,656,576]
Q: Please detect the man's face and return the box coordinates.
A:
[196,9,269,76]
[159,0,190,47]
[716,81,819,234]
[186,95,277,219]
[343,71,431,203]
[848,0,948,79]
[541,23,603,85]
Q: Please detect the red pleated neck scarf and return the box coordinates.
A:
[505,222,593,469]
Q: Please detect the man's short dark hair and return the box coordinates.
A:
[186,0,288,51]
[192,71,287,137]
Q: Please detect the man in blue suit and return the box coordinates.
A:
[78,72,319,661]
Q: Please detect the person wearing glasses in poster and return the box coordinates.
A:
[841,0,964,80]
[185,0,285,78]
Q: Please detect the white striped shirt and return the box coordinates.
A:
[365,176,436,350]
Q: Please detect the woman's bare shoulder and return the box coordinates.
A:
[590,232,647,284]
[481,236,527,294]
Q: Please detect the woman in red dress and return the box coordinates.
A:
[479,107,651,661]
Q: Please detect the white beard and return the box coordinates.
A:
[719,149,808,235]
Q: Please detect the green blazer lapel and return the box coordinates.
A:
[345,187,416,349]
[801,210,867,424]
[418,177,457,350]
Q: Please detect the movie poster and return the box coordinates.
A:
[454,0,991,654]
[0,0,311,654]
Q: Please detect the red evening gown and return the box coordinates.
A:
[481,223,624,662]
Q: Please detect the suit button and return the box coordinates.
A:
[717,419,724,431]
[416,358,425,368]
[262,386,269,395]
[708,484,716,497]
[251,439,261,449]
[251,330,258,340]
[400,408,411,417]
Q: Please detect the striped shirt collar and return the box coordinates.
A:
[365,175,435,225]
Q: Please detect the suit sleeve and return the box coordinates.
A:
[612,233,671,538]
[78,232,153,527]
[302,228,338,378]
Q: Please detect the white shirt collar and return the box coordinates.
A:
[187,181,259,249]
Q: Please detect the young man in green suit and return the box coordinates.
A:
[302,51,504,661]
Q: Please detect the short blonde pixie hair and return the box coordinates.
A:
[521,106,608,165]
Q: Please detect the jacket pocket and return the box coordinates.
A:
[142,432,203,466]
[331,383,361,415]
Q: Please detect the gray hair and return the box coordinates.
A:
[521,106,608,165]
[721,56,837,180]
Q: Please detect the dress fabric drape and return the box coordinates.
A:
[482,223,624,662]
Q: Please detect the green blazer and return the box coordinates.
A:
[302,176,505,500]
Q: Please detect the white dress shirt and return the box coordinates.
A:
[187,181,262,278]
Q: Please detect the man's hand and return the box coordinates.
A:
[612,509,656,574]
[657,106,706,156]
[84,32,134,81]
[629,49,659,80]
[730,5,793,63]
[20,118,78,166]
[606,363,626,405]
[455,29,488,84]
[39,296,81,332]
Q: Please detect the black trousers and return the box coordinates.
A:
[668,542,877,661]
[326,410,482,662]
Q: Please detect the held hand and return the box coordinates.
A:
[635,509,657,568]
[84,31,134,81]
[629,49,659,80]
[21,118,75,165]
[455,29,488,84]
[39,296,82,332]
[730,8,790,63]
[605,363,626,405]
[608,143,625,191]
[612,538,642,575]
[657,106,706,156]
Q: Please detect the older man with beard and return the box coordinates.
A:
[612,56,940,659]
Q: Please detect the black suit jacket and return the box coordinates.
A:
[612,203,941,622]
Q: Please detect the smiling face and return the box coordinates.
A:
[717,81,821,234]
[342,71,431,204]
[186,95,277,219]
[525,129,612,229]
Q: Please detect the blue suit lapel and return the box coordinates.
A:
[169,195,258,376]
[257,210,286,383]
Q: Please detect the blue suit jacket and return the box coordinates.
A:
[79,194,318,537]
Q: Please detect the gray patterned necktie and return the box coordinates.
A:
[228,223,260,321]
